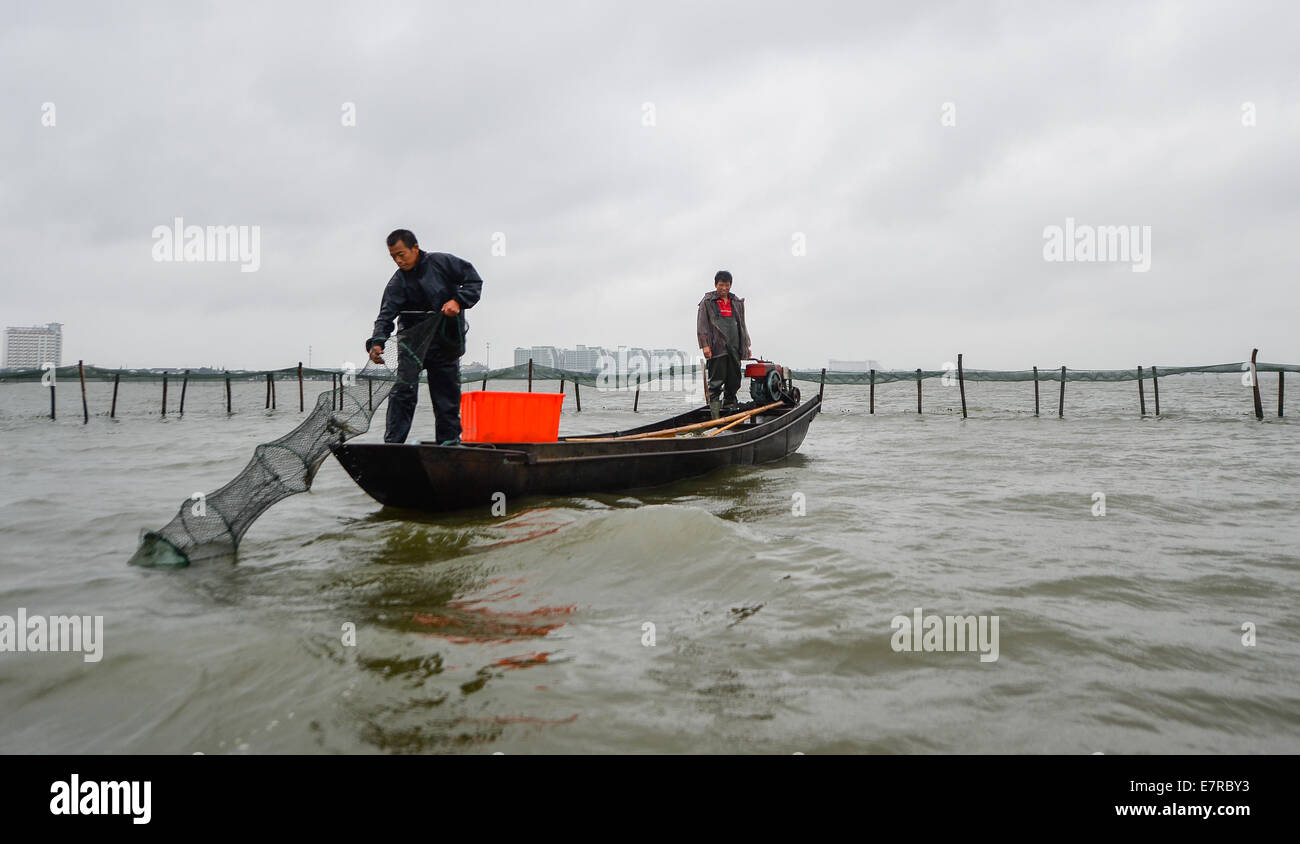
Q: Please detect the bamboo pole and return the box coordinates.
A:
[703,403,775,437]
[110,373,119,419]
[1058,366,1066,418]
[957,354,967,419]
[161,372,168,416]
[818,367,826,405]
[1137,365,1146,417]
[298,362,304,412]
[225,374,232,413]
[49,378,55,420]
[180,370,189,415]
[271,373,276,410]
[1033,366,1039,416]
[78,360,88,424]
[1152,365,1160,416]
[1251,349,1263,420]
[528,358,533,392]
[575,380,582,412]
[1279,371,1285,418]
[634,384,640,412]
[916,368,922,414]
[869,369,875,414]
[567,402,784,441]
[265,372,271,409]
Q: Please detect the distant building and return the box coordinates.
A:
[514,346,563,368]
[513,344,692,373]
[562,345,604,372]
[828,359,883,372]
[4,323,63,369]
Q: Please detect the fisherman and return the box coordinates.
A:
[366,229,483,444]
[696,270,752,417]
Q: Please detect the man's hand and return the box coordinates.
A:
[702,346,712,359]
[441,299,461,317]
[369,345,385,365]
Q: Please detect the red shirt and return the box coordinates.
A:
[717,297,733,318]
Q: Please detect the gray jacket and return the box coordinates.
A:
[696,291,751,358]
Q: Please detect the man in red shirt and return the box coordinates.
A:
[696,270,752,416]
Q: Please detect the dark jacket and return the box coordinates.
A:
[366,250,483,354]
[696,290,751,358]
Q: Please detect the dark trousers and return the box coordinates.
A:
[706,353,742,405]
[385,348,462,443]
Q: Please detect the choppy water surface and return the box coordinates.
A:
[1,374,1297,753]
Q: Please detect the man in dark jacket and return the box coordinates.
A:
[696,270,752,416]
[366,229,483,444]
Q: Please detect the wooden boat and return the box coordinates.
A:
[329,395,820,513]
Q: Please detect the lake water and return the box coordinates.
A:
[1,372,1297,753]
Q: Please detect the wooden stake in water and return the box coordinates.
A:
[634,384,640,412]
[818,368,826,405]
[916,369,922,414]
[1279,371,1285,418]
[1058,366,1066,418]
[575,380,582,412]
[1251,349,1263,420]
[265,373,271,409]
[225,375,232,414]
[528,358,533,393]
[869,369,875,414]
[161,372,168,417]
[1152,365,1160,416]
[271,373,276,410]
[957,354,967,419]
[298,362,304,412]
[79,360,88,424]
[1033,366,1040,416]
[1137,365,1146,417]
[110,373,120,419]
[180,370,189,415]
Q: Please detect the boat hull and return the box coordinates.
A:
[330,396,820,513]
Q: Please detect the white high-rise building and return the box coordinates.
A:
[4,323,63,369]
[513,346,563,368]
[562,345,604,372]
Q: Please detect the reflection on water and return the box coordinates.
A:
[325,509,581,752]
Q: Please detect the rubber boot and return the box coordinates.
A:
[708,399,721,420]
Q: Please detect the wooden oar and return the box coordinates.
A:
[702,402,777,437]
[565,402,783,442]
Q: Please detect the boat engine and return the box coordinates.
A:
[746,361,801,405]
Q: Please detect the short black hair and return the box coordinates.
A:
[714,270,733,284]
[387,229,418,249]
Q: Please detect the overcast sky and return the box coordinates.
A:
[1,0,1297,372]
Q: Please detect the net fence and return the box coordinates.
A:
[7,360,1298,388]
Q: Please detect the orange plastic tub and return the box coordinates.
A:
[460,391,564,443]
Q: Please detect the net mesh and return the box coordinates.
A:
[128,318,439,567]
[794,362,1300,385]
